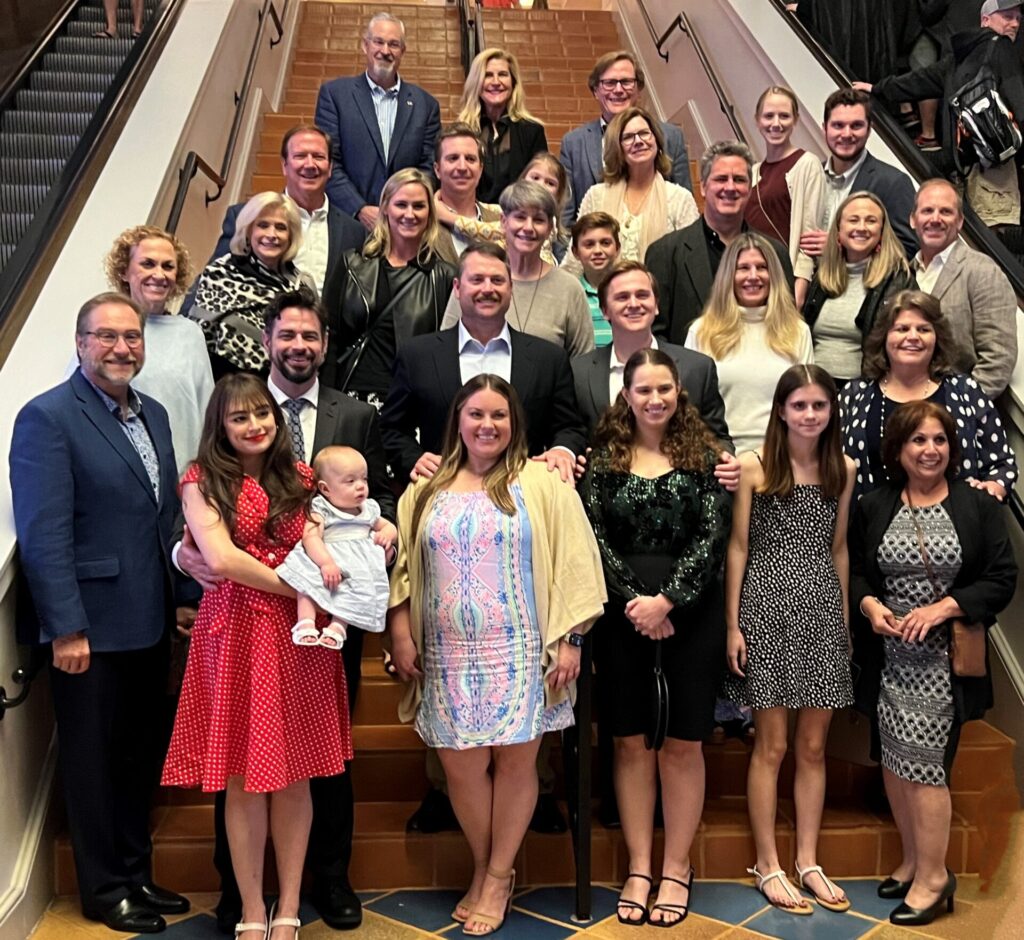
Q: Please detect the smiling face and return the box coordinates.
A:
[573,226,619,283]
[824,103,870,166]
[124,237,177,313]
[733,247,770,307]
[263,306,325,387]
[911,183,963,259]
[317,451,369,513]
[899,416,950,486]
[502,206,552,260]
[593,57,640,122]
[223,396,277,462]
[434,134,482,200]
[385,182,430,246]
[700,155,751,229]
[603,269,657,336]
[454,250,512,326]
[362,19,404,85]
[780,382,831,442]
[885,307,936,374]
[757,92,796,149]
[76,301,145,395]
[480,56,513,115]
[281,130,330,205]
[622,362,679,431]
[459,387,512,468]
[838,196,884,262]
[249,207,290,269]
[620,114,657,173]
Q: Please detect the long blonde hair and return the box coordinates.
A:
[694,232,804,361]
[817,191,909,295]
[363,168,443,265]
[457,48,542,133]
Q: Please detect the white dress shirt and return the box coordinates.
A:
[458,320,512,383]
[288,190,331,292]
[914,241,957,295]
[269,375,320,464]
[822,149,868,230]
[609,337,658,404]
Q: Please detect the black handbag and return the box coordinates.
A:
[645,640,669,751]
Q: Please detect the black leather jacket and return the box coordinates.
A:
[320,250,456,391]
[803,265,913,344]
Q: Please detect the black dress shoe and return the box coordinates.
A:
[406,789,459,833]
[597,800,621,829]
[877,876,912,899]
[85,898,167,934]
[214,893,242,935]
[529,793,567,833]
[313,880,362,929]
[889,871,956,926]
[132,883,191,915]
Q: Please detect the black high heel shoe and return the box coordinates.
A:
[877,876,912,899]
[889,870,956,926]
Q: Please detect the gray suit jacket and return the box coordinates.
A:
[571,341,733,451]
[925,240,1018,398]
[559,117,690,228]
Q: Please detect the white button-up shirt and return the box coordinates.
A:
[914,241,957,295]
[458,320,512,383]
[288,190,330,292]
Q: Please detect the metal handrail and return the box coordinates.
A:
[457,0,478,76]
[636,3,746,144]
[165,0,287,233]
[0,647,46,721]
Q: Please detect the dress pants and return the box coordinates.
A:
[213,627,363,896]
[49,640,169,915]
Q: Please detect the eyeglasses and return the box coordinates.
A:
[597,78,637,92]
[620,130,654,146]
[82,330,144,348]
[368,37,403,51]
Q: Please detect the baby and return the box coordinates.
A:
[277,446,397,649]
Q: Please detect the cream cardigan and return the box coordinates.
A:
[388,460,607,723]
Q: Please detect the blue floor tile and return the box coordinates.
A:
[161,914,225,939]
[836,879,902,921]
[513,885,618,926]
[367,888,464,932]
[459,909,576,939]
[690,880,771,923]
[746,906,878,939]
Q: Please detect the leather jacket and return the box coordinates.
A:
[803,265,913,344]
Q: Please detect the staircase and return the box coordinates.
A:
[55,622,1019,892]
[0,0,155,270]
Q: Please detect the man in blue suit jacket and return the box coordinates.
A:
[559,50,690,229]
[10,293,188,934]
[314,12,440,227]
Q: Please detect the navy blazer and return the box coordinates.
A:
[380,326,587,481]
[570,341,733,451]
[211,199,366,279]
[559,117,691,229]
[850,153,917,259]
[11,370,180,652]
[315,74,441,217]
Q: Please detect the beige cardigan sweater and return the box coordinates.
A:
[388,460,607,724]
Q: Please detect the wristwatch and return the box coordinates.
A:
[562,633,584,648]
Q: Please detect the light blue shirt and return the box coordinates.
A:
[365,72,402,163]
[458,320,512,383]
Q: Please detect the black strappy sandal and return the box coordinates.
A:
[650,869,693,928]
[616,873,652,926]
[92,28,116,39]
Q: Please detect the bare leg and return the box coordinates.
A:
[439,747,494,921]
[884,769,916,882]
[747,708,805,908]
[903,781,953,909]
[613,734,657,921]
[130,0,144,34]
[650,738,704,925]
[464,737,543,935]
[98,0,118,35]
[919,99,939,141]
[268,780,312,940]
[225,777,268,938]
[793,708,845,904]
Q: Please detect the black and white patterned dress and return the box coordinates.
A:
[724,485,854,710]
[876,503,961,786]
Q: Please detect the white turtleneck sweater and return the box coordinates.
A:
[684,305,813,454]
[812,259,868,381]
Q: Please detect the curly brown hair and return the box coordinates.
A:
[594,348,720,473]
[103,225,194,301]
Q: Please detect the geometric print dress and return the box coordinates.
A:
[876,502,961,787]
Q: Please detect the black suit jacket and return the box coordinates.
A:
[380,326,586,480]
[312,385,395,521]
[645,220,795,345]
[570,341,733,450]
[851,153,917,259]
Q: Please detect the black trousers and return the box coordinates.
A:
[213,627,364,899]
[50,640,169,915]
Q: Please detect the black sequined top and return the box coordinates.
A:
[580,454,731,608]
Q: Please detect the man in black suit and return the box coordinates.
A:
[645,141,795,346]
[209,125,366,293]
[178,287,392,932]
[799,89,918,259]
[380,243,586,483]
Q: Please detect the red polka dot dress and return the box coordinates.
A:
[162,463,352,793]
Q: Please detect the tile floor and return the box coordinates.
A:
[30,879,987,938]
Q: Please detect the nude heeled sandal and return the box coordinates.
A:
[463,867,514,935]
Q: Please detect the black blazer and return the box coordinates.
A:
[645,219,795,345]
[570,341,733,451]
[849,481,1017,722]
[850,154,918,260]
[478,117,548,204]
[312,386,395,522]
[380,326,587,480]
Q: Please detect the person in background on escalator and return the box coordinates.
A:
[94,0,143,40]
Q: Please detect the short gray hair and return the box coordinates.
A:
[76,292,145,334]
[699,141,754,184]
[364,12,406,45]
[498,180,556,222]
